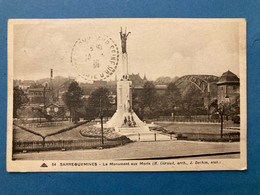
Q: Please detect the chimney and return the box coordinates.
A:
[51,69,53,79]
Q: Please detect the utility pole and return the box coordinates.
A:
[220,108,224,138]
[43,86,46,120]
[207,83,211,120]
[43,87,46,108]
[100,96,104,145]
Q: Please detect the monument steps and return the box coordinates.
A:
[126,133,177,142]
[117,126,177,142]
[117,126,149,134]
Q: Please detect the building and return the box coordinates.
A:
[155,84,168,95]
[27,86,51,105]
[216,70,240,104]
[14,80,35,90]
[129,73,147,87]
[45,103,65,118]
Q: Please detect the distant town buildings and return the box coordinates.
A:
[14,70,240,119]
[14,80,35,90]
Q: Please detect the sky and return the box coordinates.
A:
[12,19,243,82]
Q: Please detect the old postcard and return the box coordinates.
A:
[7,18,246,172]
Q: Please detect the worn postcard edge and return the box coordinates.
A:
[6,18,247,172]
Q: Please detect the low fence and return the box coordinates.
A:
[13,138,130,153]
[176,132,240,142]
[24,122,64,128]
[14,119,66,127]
[155,116,220,123]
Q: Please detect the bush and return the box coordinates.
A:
[149,126,171,134]
[211,114,219,119]
[232,115,240,124]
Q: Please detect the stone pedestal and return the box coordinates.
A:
[106,79,145,128]
[106,53,145,128]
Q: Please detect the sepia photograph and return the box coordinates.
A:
[7,18,246,172]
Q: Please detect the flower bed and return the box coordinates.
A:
[80,126,122,140]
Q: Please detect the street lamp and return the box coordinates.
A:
[99,96,104,145]
[225,96,230,121]
[172,106,177,121]
[219,96,230,139]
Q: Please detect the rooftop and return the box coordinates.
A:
[28,87,51,92]
[217,70,239,85]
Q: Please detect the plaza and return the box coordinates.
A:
[13,140,239,160]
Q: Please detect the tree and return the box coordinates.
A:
[230,95,240,123]
[13,86,29,118]
[139,81,158,118]
[86,87,112,145]
[86,87,113,145]
[132,89,143,120]
[161,82,182,116]
[180,85,207,118]
[63,81,83,123]
[155,76,179,84]
[85,87,113,120]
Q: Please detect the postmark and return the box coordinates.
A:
[71,35,120,81]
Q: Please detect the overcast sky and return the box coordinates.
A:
[12,19,242,82]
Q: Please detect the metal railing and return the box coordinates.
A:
[13,138,130,153]
[176,132,240,141]
[155,116,220,123]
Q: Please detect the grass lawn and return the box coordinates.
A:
[154,121,240,142]
[14,126,43,142]
[19,121,77,137]
[13,121,97,142]
[13,121,132,153]
[13,121,124,142]
[155,121,239,134]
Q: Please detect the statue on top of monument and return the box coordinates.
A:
[120,27,131,53]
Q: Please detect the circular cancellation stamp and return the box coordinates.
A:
[71,35,120,81]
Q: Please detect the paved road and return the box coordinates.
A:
[13,140,240,160]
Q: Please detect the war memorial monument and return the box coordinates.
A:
[105,28,171,141]
[107,28,145,128]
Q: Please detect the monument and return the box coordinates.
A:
[106,28,145,129]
